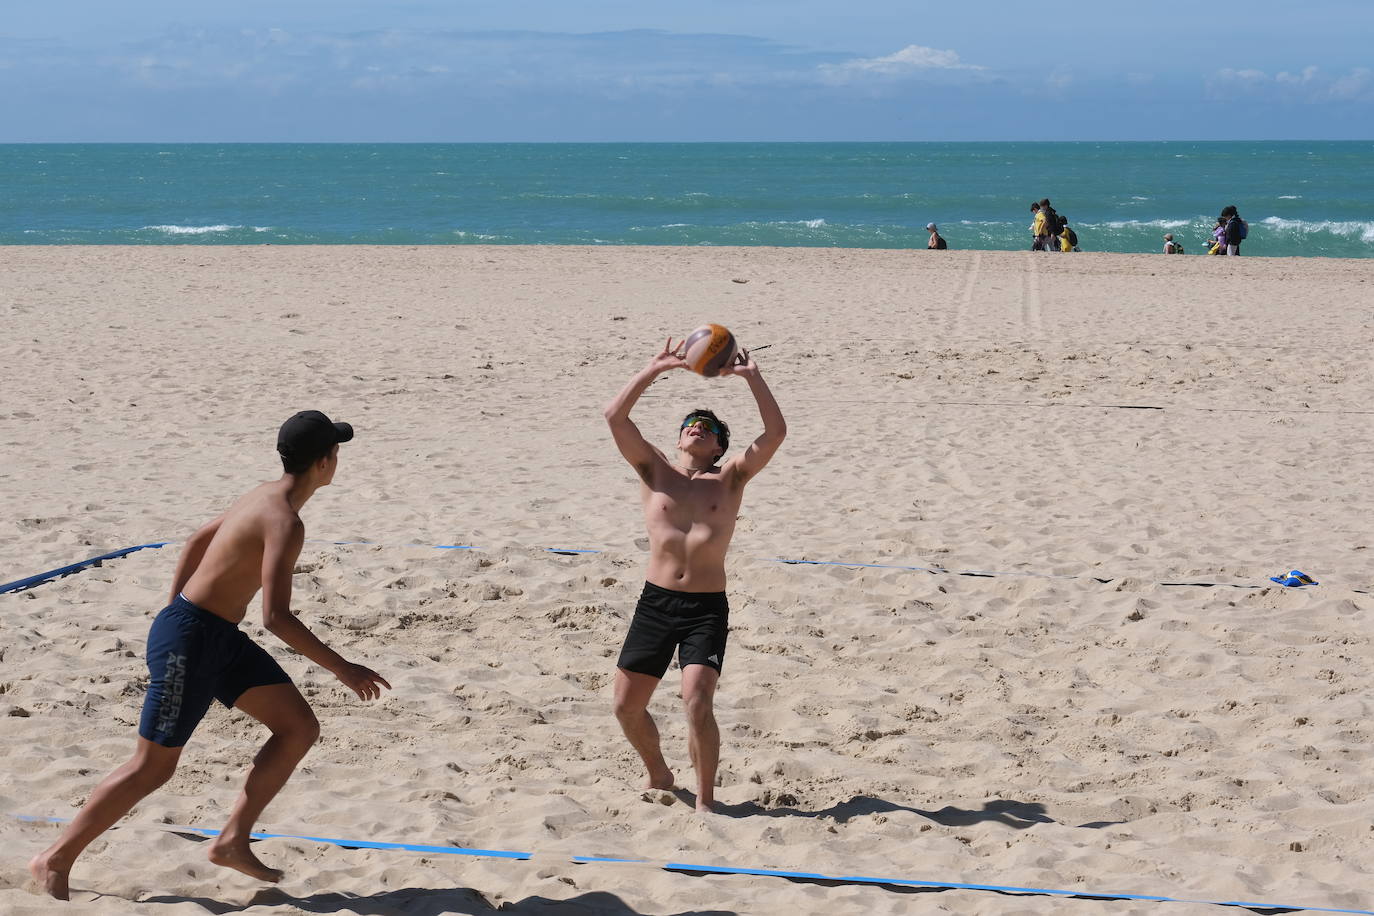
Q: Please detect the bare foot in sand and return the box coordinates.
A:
[207,839,284,884]
[28,851,72,901]
[695,798,719,815]
[645,767,675,791]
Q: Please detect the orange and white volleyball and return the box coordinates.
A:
[681,324,739,377]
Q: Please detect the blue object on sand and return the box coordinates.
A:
[1269,569,1318,587]
[0,542,170,595]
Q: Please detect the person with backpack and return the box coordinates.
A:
[1220,205,1248,256]
[1059,217,1080,252]
[926,222,948,250]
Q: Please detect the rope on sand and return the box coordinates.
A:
[12,815,1373,914]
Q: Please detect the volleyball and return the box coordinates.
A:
[681,324,739,377]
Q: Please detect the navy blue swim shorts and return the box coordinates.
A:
[138,593,291,747]
[616,582,729,679]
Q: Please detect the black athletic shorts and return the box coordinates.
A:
[616,581,729,679]
[138,593,292,747]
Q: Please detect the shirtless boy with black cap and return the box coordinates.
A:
[604,339,786,813]
[29,410,390,900]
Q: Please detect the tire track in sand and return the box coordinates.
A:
[953,249,981,336]
[1021,251,1046,338]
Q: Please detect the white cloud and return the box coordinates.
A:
[1207,64,1374,102]
[1275,65,1318,85]
[820,44,982,82]
[1328,67,1373,100]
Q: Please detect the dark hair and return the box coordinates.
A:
[1030,202,1040,211]
[1220,205,1238,218]
[1040,198,1052,208]
[280,444,333,475]
[681,409,730,459]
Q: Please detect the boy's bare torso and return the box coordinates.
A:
[639,459,744,593]
[182,481,300,623]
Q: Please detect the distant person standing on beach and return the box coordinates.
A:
[1221,205,1247,255]
[926,222,948,250]
[1208,218,1226,255]
[1030,202,1049,251]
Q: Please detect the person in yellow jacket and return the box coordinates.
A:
[1059,217,1079,252]
[1030,202,1050,251]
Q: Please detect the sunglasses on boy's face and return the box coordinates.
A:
[681,416,720,436]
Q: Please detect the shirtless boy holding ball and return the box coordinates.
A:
[604,337,786,812]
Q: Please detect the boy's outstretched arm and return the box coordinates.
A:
[722,350,786,483]
[604,338,689,481]
[259,514,391,701]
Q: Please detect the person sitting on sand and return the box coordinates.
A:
[604,339,785,813]
[29,411,390,901]
[1164,233,1183,254]
[926,222,948,250]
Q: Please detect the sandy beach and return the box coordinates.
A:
[2,245,1373,915]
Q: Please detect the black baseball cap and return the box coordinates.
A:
[277,410,354,465]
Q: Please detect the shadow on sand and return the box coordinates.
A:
[676,792,1121,830]
[140,886,738,915]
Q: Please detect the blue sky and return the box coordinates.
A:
[4,2,1372,141]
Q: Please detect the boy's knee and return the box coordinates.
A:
[612,696,642,722]
[297,713,322,747]
[133,755,179,789]
[277,711,321,749]
[683,691,714,725]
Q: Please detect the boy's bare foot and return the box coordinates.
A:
[207,839,284,884]
[645,767,675,791]
[28,851,72,901]
[695,798,719,815]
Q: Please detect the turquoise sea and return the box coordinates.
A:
[3,142,1373,257]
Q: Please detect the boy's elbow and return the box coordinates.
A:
[262,609,293,634]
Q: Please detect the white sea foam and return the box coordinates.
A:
[1260,216,1374,242]
[1094,219,1192,230]
[1277,195,1301,200]
[143,224,241,234]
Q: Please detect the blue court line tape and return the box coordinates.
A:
[0,542,170,595]
[308,540,600,555]
[8,539,1349,597]
[764,557,1361,593]
[12,815,1371,914]
[13,815,529,860]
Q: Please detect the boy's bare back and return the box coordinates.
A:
[181,480,306,624]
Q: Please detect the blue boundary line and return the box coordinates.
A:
[763,557,1301,591]
[12,815,1371,913]
[0,542,169,595]
[307,540,600,555]
[7,539,1339,596]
